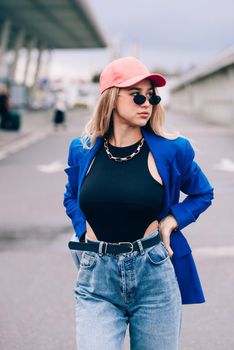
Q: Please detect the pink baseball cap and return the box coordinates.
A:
[99,56,166,94]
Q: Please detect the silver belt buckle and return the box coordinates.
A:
[118,242,134,253]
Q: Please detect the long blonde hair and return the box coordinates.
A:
[81,87,180,149]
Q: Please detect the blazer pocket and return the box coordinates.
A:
[170,230,192,258]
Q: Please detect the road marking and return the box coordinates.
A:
[0,129,52,160]
[193,246,234,258]
[36,160,65,173]
[214,158,234,172]
[0,128,83,161]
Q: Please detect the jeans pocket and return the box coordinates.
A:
[80,251,97,269]
[71,250,83,269]
[146,242,170,265]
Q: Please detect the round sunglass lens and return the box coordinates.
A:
[149,95,161,105]
[133,95,146,105]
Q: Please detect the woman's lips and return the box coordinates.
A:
[138,112,150,117]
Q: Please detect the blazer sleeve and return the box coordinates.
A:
[169,139,214,230]
[63,138,86,239]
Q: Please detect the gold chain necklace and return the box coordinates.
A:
[103,137,145,162]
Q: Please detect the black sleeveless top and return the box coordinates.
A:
[79,138,164,243]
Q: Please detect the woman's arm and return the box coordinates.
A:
[158,214,178,257]
[159,139,214,256]
[169,139,214,231]
[63,138,86,240]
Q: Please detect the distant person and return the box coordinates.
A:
[53,89,67,130]
[64,57,214,349]
[0,86,12,129]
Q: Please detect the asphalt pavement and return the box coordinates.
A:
[0,107,234,349]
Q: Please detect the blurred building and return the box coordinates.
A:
[169,46,234,127]
[0,0,106,108]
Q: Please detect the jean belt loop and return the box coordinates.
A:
[136,239,145,255]
[98,241,104,256]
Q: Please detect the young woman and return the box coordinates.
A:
[64,56,214,350]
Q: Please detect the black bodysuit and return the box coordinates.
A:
[79,138,164,243]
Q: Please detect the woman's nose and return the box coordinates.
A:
[142,97,151,107]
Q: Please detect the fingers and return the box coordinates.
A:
[86,221,98,240]
[161,234,174,257]
[166,245,174,258]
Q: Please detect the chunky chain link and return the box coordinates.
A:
[103,137,145,162]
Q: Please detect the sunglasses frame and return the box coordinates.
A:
[118,93,161,106]
[133,94,161,106]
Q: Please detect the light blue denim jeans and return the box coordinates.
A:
[72,229,182,350]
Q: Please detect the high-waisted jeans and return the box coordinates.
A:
[71,229,182,350]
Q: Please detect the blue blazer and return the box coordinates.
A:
[64,126,214,304]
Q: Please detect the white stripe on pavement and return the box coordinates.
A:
[36,160,65,173]
[0,130,52,160]
[214,158,234,172]
[193,246,234,258]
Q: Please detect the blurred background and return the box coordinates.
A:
[0,1,233,349]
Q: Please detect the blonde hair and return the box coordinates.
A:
[81,87,181,149]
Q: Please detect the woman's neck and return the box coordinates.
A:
[108,129,143,147]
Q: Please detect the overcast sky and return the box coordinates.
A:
[50,0,234,80]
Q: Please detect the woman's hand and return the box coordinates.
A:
[85,221,98,241]
[158,215,178,257]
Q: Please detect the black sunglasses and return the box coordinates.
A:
[133,94,161,106]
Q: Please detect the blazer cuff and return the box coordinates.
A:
[169,203,195,231]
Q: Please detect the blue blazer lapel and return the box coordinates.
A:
[78,137,103,196]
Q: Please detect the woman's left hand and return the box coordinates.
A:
[158,215,178,257]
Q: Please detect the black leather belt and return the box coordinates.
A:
[68,233,161,254]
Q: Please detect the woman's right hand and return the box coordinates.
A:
[86,221,98,240]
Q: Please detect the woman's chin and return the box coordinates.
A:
[135,118,149,127]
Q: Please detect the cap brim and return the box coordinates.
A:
[115,73,166,88]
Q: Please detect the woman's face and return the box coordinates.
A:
[113,79,154,128]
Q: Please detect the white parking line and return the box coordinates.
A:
[0,129,52,160]
[36,160,66,173]
[214,158,234,172]
[193,246,234,258]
